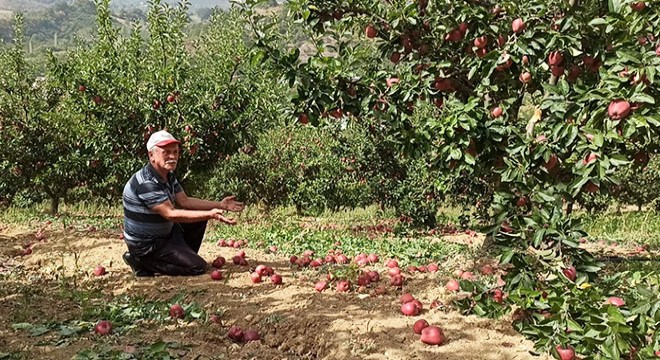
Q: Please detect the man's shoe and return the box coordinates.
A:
[122,252,154,277]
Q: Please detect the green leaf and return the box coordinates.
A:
[630,93,655,104]
[588,18,607,26]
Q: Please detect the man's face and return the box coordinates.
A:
[149,143,180,173]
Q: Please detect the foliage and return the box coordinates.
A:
[242,0,660,358]
[0,1,285,213]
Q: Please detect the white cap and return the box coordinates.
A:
[146,130,180,151]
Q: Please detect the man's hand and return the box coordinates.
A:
[219,195,245,212]
[208,208,237,225]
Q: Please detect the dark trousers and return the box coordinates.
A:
[134,221,208,276]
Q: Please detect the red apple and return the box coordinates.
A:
[389,274,404,287]
[446,279,460,292]
[562,266,577,282]
[491,106,503,118]
[400,293,415,304]
[167,94,176,103]
[551,65,565,77]
[250,272,262,283]
[519,72,532,84]
[547,51,564,66]
[270,274,283,285]
[94,320,112,335]
[298,113,309,125]
[78,85,86,92]
[93,265,106,277]
[336,280,350,292]
[390,51,401,64]
[413,319,429,334]
[386,259,399,268]
[492,289,504,303]
[314,281,328,292]
[401,302,419,316]
[605,296,625,307]
[631,2,646,11]
[211,269,223,281]
[243,329,260,342]
[420,326,445,345]
[211,256,225,268]
[555,345,576,360]
[169,304,185,319]
[227,326,243,342]
[365,24,377,38]
[335,254,349,264]
[512,18,526,33]
[480,264,494,275]
[474,36,488,49]
[583,152,598,165]
[608,99,631,120]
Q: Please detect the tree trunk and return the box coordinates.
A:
[565,201,574,216]
[50,196,60,215]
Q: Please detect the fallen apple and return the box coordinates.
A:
[420,326,445,345]
[250,272,262,283]
[270,274,283,285]
[211,269,223,281]
[94,320,112,335]
[93,266,106,277]
[228,326,243,342]
[169,304,185,319]
[401,302,419,316]
[243,329,260,342]
[413,319,429,334]
[400,293,415,304]
[446,279,460,292]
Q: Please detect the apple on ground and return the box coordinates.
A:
[211,270,223,281]
[420,326,445,345]
[446,279,460,292]
[270,274,283,285]
[93,265,106,277]
[94,320,112,335]
[413,319,429,334]
[169,304,185,319]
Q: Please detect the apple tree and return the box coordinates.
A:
[242,0,660,357]
[0,13,89,212]
[39,0,287,209]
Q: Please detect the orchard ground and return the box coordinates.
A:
[0,205,657,360]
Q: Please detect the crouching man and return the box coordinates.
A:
[122,130,244,276]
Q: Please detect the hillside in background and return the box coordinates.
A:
[0,0,233,15]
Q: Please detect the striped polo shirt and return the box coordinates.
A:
[123,162,183,255]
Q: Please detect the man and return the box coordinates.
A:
[122,130,244,276]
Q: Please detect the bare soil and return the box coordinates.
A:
[0,223,553,360]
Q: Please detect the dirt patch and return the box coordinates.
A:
[0,224,550,360]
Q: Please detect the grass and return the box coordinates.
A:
[581,210,660,246]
